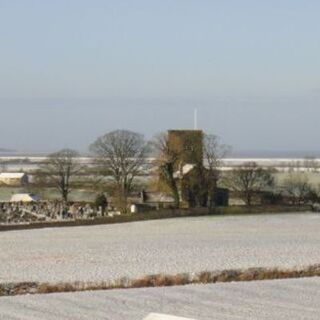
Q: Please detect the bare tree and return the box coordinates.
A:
[0,160,7,172]
[151,132,180,208]
[226,162,274,206]
[282,172,314,205]
[303,156,319,173]
[90,130,148,212]
[203,134,231,207]
[41,149,81,202]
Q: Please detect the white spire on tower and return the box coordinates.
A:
[194,108,198,130]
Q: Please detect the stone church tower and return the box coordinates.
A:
[167,130,204,169]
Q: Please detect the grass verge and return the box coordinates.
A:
[1,264,319,297]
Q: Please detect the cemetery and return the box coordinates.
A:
[0,201,119,225]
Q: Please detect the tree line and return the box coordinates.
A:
[38,129,320,211]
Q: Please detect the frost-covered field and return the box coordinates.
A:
[0,277,319,320]
[0,213,320,283]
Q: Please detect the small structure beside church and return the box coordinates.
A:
[10,193,41,203]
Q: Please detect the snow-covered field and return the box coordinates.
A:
[0,277,319,319]
[0,213,319,283]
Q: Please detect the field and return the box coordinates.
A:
[0,187,97,202]
[1,213,320,319]
[0,277,319,319]
[0,213,320,283]
[275,171,320,185]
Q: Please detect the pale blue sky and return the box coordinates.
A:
[0,0,320,153]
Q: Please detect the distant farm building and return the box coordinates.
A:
[10,193,41,203]
[0,173,29,186]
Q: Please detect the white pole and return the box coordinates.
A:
[194,108,198,130]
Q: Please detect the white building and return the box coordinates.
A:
[0,172,29,186]
[10,193,41,202]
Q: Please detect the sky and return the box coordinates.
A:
[0,0,320,153]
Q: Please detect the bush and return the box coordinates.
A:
[261,191,284,205]
[94,193,108,214]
